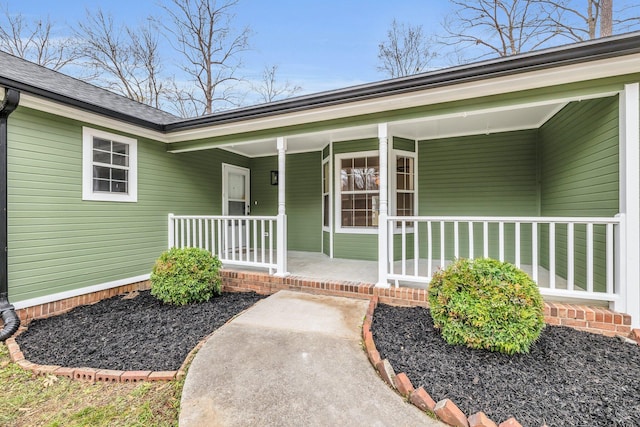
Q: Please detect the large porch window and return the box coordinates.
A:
[337,152,380,230]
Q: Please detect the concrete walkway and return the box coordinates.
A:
[179,291,444,426]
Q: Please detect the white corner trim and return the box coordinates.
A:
[12,274,151,310]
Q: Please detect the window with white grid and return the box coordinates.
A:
[82,127,137,202]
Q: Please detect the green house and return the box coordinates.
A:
[1,33,639,328]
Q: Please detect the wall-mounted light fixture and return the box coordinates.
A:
[270,170,278,185]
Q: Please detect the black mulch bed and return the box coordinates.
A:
[373,304,640,427]
[16,291,265,372]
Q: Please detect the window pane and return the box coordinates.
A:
[341,209,353,226]
[112,153,129,167]
[111,180,128,193]
[228,172,245,199]
[93,179,110,192]
[396,193,414,216]
[93,150,111,164]
[353,167,365,190]
[371,195,379,226]
[93,138,111,151]
[354,210,367,226]
[111,168,127,181]
[323,162,329,193]
[341,169,353,191]
[407,158,414,190]
[112,142,129,156]
[354,193,367,209]
[366,167,379,190]
[93,166,111,180]
[342,194,353,210]
[323,195,329,227]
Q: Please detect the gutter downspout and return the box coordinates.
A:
[0,87,20,342]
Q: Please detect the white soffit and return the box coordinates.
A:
[205,102,568,157]
[165,54,640,143]
[390,102,568,141]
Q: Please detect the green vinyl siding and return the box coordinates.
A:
[249,156,278,216]
[417,130,538,263]
[538,96,619,291]
[7,107,249,303]
[418,130,539,216]
[323,231,330,256]
[333,138,378,154]
[393,137,415,152]
[322,145,330,159]
[333,233,377,260]
[249,152,322,252]
[285,152,322,251]
[392,232,414,261]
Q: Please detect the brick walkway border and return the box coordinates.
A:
[2,269,639,385]
[363,297,640,427]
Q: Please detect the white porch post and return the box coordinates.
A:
[618,83,640,328]
[376,123,390,288]
[275,136,289,277]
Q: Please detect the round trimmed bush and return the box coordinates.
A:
[151,247,222,305]
[428,258,545,354]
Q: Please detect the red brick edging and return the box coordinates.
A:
[362,297,640,427]
[3,269,639,385]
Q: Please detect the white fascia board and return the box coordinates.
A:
[19,94,168,143]
[165,54,640,143]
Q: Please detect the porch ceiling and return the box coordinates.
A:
[220,101,567,158]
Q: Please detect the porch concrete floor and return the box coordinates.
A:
[226,250,380,284]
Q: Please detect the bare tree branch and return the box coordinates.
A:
[440,0,555,59]
[377,19,437,78]
[0,4,79,70]
[158,0,250,115]
[74,9,166,108]
[251,65,302,103]
[535,0,639,42]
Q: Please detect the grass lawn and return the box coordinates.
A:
[0,343,182,426]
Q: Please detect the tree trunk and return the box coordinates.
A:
[600,0,613,37]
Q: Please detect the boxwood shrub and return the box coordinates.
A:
[151,247,222,305]
[428,258,545,355]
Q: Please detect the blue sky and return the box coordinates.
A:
[13,0,451,94]
[8,0,640,102]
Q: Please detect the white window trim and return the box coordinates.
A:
[322,156,331,232]
[335,150,380,234]
[391,148,418,233]
[82,127,138,202]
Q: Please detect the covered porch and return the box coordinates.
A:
[166,82,640,327]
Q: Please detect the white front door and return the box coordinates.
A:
[222,164,250,251]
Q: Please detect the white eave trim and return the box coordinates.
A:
[165,54,640,143]
[14,53,640,147]
[19,94,169,142]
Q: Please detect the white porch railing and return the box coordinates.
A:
[168,214,279,274]
[386,215,623,304]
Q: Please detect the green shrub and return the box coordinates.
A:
[428,258,545,355]
[150,247,222,305]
